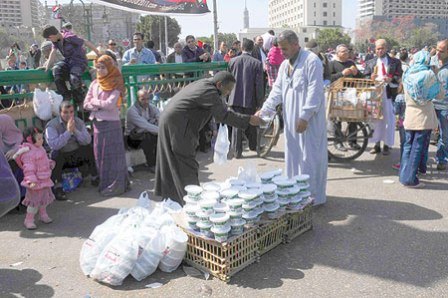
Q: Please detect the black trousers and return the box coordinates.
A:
[127,133,157,167]
[52,61,86,105]
[231,106,257,156]
[51,145,97,183]
[335,121,358,144]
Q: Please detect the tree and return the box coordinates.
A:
[405,23,439,49]
[316,28,351,51]
[216,33,238,48]
[136,15,181,53]
[196,33,238,52]
[0,27,26,58]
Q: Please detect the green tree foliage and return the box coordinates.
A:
[196,33,238,51]
[0,27,24,58]
[316,28,351,51]
[136,15,181,53]
[405,23,439,50]
[354,16,440,51]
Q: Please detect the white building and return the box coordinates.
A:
[0,0,45,27]
[268,0,342,29]
[357,0,448,36]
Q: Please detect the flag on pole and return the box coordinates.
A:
[89,0,210,15]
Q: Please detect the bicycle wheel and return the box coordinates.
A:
[257,113,281,158]
[327,121,368,160]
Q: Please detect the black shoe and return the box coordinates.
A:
[437,163,447,171]
[370,146,381,154]
[234,151,243,159]
[335,143,347,152]
[349,142,361,150]
[54,187,67,201]
[382,145,390,156]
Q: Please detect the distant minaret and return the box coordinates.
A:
[243,0,249,29]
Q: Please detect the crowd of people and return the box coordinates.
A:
[1,23,447,230]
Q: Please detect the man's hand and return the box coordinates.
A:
[130,58,137,65]
[67,117,76,133]
[342,68,352,76]
[249,115,262,126]
[370,73,378,81]
[254,110,262,117]
[383,76,392,83]
[200,53,210,62]
[5,148,16,160]
[296,118,308,133]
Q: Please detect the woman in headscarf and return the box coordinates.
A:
[83,55,129,196]
[400,50,444,188]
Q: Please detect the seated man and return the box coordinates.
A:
[125,89,159,173]
[45,101,98,200]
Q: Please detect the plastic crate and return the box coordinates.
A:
[257,216,288,256]
[283,205,313,243]
[183,227,258,282]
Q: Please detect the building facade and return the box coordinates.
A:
[0,0,45,28]
[60,4,139,44]
[357,0,448,37]
[268,0,342,30]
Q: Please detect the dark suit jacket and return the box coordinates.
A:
[228,53,264,109]
[166,52,183,64]
[363,54,403,99]
[182,46,211,63]
[251,45,267,62]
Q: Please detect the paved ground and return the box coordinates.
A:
[1,134,448,298]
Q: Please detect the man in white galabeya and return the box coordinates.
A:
[363,39,403,155]
[255,30,328,205]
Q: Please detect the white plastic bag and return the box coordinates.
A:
[33,88,52,120]
[159,226,188,273]
[79,214,126,276]
[90,231,139,286]
[47,88,63,116]
[137,191,151,209]
[237,162,258,183]
[131,230,165,281]
[213,124,230,165]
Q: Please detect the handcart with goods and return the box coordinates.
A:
[326,78,385,160]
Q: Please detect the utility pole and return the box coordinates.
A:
[213,0,218,53]
[164,16,169,56]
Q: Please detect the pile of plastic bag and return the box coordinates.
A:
[79,192,188,286]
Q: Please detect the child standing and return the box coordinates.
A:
[15,128,55,229]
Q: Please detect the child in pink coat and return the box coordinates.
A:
[15,127,55,229]
[265,38,285,87]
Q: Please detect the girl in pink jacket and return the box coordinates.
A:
[15,127,55,229]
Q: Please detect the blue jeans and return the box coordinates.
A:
[435,109,448,165]
[398,126,405,163]
[399,130,431,186]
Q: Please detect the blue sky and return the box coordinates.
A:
[42,0,358,37]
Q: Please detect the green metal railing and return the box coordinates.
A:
[0,62,228,129]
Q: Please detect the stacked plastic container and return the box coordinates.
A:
[183,182,248,242]
[293,174,313,209]
[261,183,279,219]
[272,176,297,213]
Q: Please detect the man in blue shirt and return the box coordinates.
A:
[122,32,156,65]
[433,39,448,171]
[212,42,227,62]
